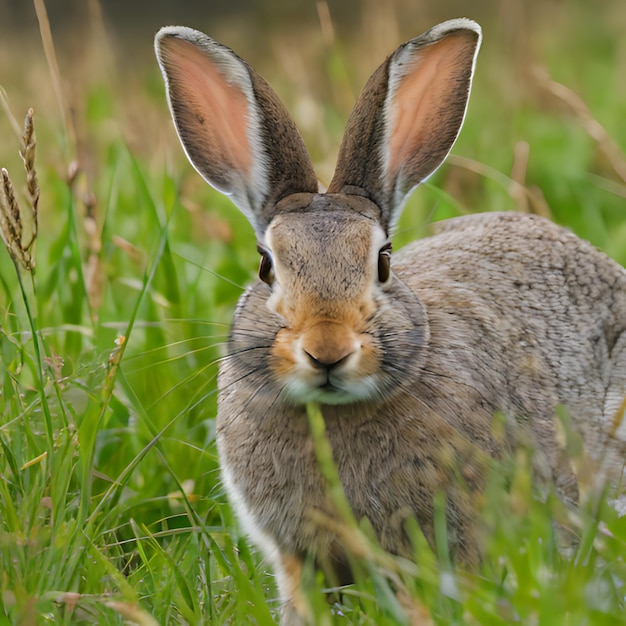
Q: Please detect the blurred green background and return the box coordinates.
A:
[1,1,626,623]
[2,0,625,258]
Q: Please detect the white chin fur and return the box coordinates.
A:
[283,376,380,405]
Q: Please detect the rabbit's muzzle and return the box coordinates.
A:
[272,319,381,406]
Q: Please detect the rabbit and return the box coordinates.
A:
[155,18,626,624]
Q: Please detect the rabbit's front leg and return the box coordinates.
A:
[275,552,309,626]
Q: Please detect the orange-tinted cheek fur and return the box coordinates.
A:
[353,333,380,377]
[271,329,298,379]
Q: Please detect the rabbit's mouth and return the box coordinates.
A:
[315,379,353,403]
[281,369,381,406]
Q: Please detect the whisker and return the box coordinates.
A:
[161,318,233,328]
[144,361,219,412]
[123,337,228,362]
[123,344,226,374]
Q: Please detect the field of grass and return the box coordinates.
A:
[1,0,626,624]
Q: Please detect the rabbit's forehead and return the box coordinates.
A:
[266,209,386,299]
[272,210,373,249]
[267,211,383,266]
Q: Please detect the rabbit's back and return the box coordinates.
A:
[395,211,626,472]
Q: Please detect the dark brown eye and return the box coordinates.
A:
[378,243,392,283]
[257,246,275,285]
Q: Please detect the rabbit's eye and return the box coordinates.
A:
[257,247,275,286]
[378,243,392,283]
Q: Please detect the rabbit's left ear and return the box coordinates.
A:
[328,19,482,234]
[155,27,319,237]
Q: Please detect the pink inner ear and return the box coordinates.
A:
[388,33,472,178]
[163,37,252,174]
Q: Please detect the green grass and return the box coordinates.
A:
[1,1,626,624]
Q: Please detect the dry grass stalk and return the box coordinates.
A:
[448,154,553,217]
[307,508,435,625]
[104,601,159,626]
[0,86,22,139]
[509,140,530,212]
[316,1,336,48]
[0,109,40,272]
[83,191,105,316]
[534,66,626,183]
[33,0,76,150]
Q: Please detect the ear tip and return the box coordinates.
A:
[418,18,483,47]
[156,25,201,39]
[154,25,218,52]
[155,25,185,45]
[442,17,482,34]
[155,26,187,56]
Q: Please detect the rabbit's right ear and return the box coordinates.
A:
[328,19,482,234]
[155,27,318,237]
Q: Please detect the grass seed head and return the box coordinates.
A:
[0,167,33,271]
[19,107,39,250]
[0,108,39,272]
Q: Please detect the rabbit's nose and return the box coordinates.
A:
[300,323,359,371]
[303,348,352,371]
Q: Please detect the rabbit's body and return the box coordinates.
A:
[218,209,626,584]
[155,18,626,623]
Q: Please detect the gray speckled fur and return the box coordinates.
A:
[219,211,626,565]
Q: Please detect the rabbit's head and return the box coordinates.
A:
[155,20,481,406]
